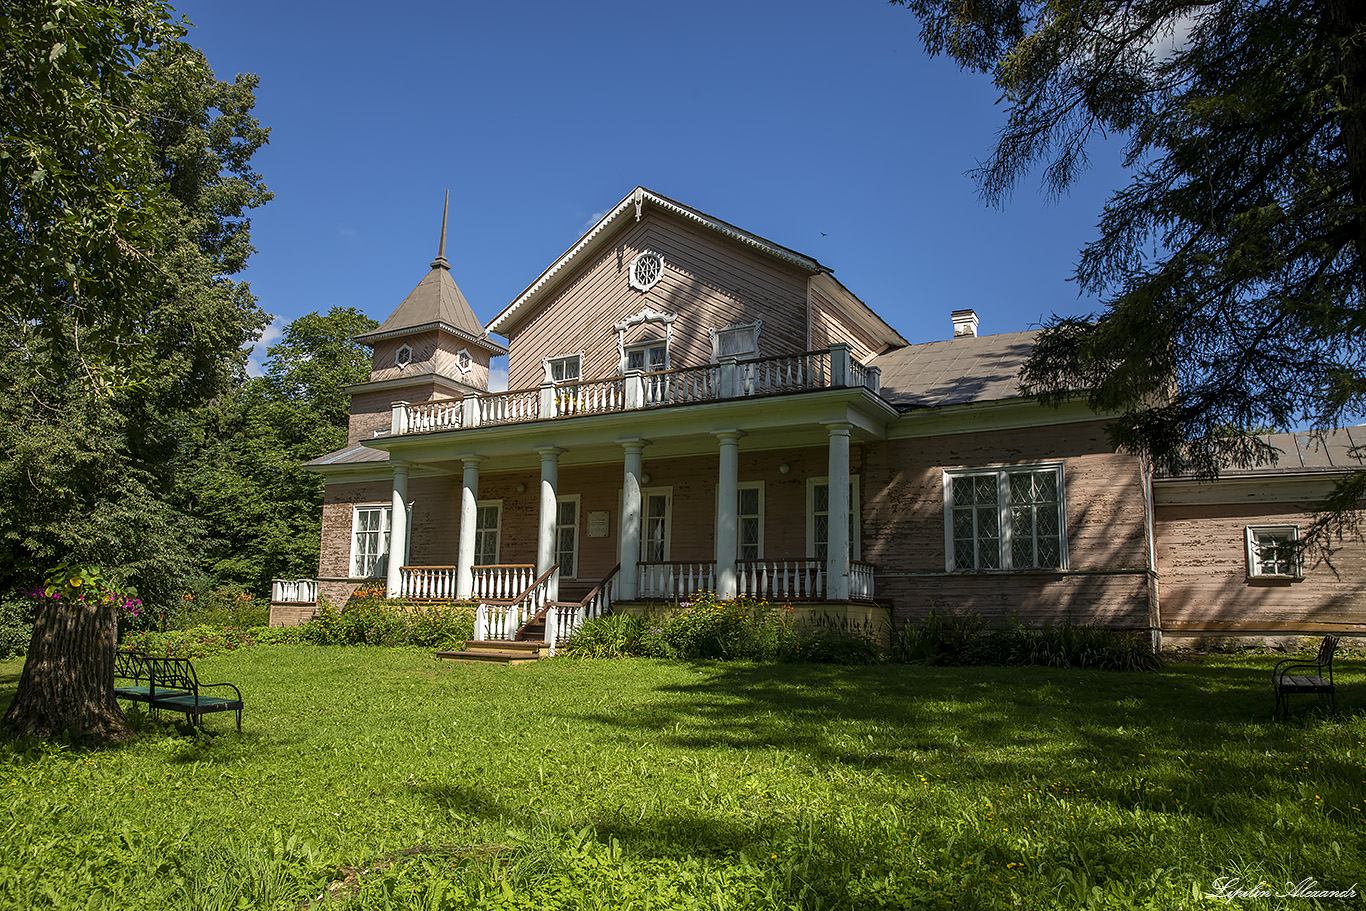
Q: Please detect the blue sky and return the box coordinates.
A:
[176,0,1132,382]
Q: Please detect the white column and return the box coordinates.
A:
[713,430,745,599]
[826,422,852,601]
[618,438,648,599]
[537,446,564,600]
[456,456,482,599]
[385,461,410,598]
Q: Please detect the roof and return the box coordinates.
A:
[303,443,390,469]
[1195,427,1366,477]
[870,329,1040,408]
[487,187,828,337]
[354,194,508,354]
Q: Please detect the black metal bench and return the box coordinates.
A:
[114,651,244,731]
[1272,634,1339,720]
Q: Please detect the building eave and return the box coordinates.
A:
[353,320,508,354]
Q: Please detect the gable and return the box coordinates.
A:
[502,206,817,389]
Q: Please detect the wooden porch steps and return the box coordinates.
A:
[434,640,548,665]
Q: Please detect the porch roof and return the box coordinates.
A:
[304,442,390,469]
[870,329,1040,408]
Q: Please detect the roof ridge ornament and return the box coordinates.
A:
[431,190,451,270]
[634,187,645,221]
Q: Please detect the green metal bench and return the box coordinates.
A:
[1272,634,1339,720]
[114,651,244,732]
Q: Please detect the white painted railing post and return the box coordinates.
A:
[719,357,739,398]
[540,381,557,417]
[829,344,851,387]
[461,394,480,428]
[391,401,410,435]
[866,365,881,394]
[623,370,643,409]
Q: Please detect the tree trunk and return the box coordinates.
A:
[2,594,132,743]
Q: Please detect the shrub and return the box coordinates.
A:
[0,596,36,659]
[661,594,798,661]
[563,613,646,658]
[303,594,474,649]
[892,610,1163,671]
[795,615,883,664]
[173,583,270,630]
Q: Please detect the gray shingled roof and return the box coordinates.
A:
[304,443,390,469]
[870,329,1039,408]
[354,264,498,346]
[1220,427,1366,475]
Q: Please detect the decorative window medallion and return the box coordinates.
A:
[395,344,413,368]
[1246,525,1303,579]
[628,251,665,292]
[455,348,473,374]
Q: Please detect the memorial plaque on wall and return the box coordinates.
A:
[588,510,610,538]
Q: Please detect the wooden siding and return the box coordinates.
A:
[860,421,1152,629]
[368,333,490,391]
[347,383,456,445]
[807,283,885,362]
[1155,501,1366,632]
[505,210,813,389]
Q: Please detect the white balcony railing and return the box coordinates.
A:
[637,561,717,601]
[392,344,881,436]
[472,564,537,600]
[271,579,317,603]
[851,561,876,601]
[737,559,825,600]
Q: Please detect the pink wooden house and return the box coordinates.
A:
[277,188,1366,650]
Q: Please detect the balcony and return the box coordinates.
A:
[392,345,881,437]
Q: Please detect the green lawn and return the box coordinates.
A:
[0,648,1362,909]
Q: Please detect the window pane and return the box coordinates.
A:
[952,508,974,539]
[973,475,995,504]
[739,487,759,515]
[627,350,644,371]
[814,483,828,513]
[649,345,667,370]
[1038,536,1061,568]
[1034,471,1058,502]
[1008,473,1033,504]
[954,539,976,570]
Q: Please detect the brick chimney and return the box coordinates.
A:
[951,309,979,338]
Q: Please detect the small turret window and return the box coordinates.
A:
[456,349,473,373]
[395,345,413,368]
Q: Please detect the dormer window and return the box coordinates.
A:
[628,251,665,292]
[395,344,413,368]
[625,341,668,374]
[710,321,761,361]
[545,354,582,383]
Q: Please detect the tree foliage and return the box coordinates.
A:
[184,308,378,594]
[0,1,270,608]
[892,0,1366,487]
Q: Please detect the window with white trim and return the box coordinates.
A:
[807,477,861,560]
[395,345,413,368]
[545,354,582,383]
[628,251,665,291]
[556,495,580,578]
[625,340,668,373]
[642,487,672,562]
[351,506,391,578]
[1246,525,1302,578]
[738,481,764,560]
[945,465,1065,571]
[710,321,761,361]
[473,500,501,566]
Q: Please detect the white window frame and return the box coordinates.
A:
[623,339,669,374]
[710,321,762,361]
[473,499,502,566]
[394,344,413,368]
[350,505,392,578]
[628,250,665,292]
[455,347,473,375]
[737,481,765,560]
[1246,525,1303,579]
[543,353,583,384]
[942,464,1068,572]
[806,476,861,561]
[640,486,673,563]
[556,494,581,579]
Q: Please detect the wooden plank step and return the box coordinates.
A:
[463,640,544,652]
[434,649,540,665]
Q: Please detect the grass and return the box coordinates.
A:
[0,648,1362,909]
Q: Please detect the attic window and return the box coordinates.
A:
[629,251,664,292]
[455,348,473,374]
[395,344,413,368]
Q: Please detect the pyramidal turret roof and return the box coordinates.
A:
[354,193,508,353]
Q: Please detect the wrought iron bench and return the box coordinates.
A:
[114,651,244,732]
[1272,635,1339,720]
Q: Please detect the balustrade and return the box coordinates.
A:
[406,398,462,433]
[471,564,536,600]
[270,579,317,603]
[737,560,825,600]
[851,561,877,601]
[400,566,457,600]
[637,561,717,601]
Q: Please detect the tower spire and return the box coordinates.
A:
[431,190,451,270]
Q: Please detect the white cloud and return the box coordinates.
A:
[244,315,284,377]
[581,209,610,231]
[488,362,509,392]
